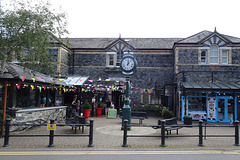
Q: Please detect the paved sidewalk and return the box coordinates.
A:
[0,116,239,151]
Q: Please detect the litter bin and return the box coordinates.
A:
[183,115,192,125]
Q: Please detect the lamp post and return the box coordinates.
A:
[120,49,137,130]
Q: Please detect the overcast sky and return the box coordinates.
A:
[3,0,240,38]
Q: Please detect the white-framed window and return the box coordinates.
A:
[222,50,228,64]
[209,45,219,64]
[106,52,116,67]
[106,50,132,67]
[199,45,231,65]
[201,50,207,64]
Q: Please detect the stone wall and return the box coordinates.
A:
[70,51,175,107]
[176,48,240,82]
[178,49,198,64]
[232,49,240,64]
[9,106,67,132]
[15,106,67,123]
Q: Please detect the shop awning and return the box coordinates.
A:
[64,76,89,86]
[0,63,71,87]
[182,82,240,91]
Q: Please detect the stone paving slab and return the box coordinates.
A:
[0,116,239,151]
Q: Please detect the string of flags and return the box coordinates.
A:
[16,76,155,94]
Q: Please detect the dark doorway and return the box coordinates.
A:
[112,91,124,111]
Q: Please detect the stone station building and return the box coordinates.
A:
[1,29,240,123]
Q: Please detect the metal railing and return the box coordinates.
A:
[2,118,94,148]
[122,119,240,147]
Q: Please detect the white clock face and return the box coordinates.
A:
[121,57,135,71]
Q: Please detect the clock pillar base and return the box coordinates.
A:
[121,104,131,130]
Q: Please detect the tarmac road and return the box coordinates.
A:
[0,150,240,160]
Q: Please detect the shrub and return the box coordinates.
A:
[162,107,174,119]
[153,106,160,112]
[144,105,152,111]
[97,102,104,108]
[83,101,91,109]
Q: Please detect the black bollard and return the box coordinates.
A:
[122,119,128,147]
[48,119,55,147]
[234,120,239,146]
[161,120,166,147]
[88,119,94,147]
[198,120,203,146]
[3,118,11,147]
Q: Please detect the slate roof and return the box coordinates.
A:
[182,82,240,91]
[63,30,240,49]
[177,30,240,44]
[0,63,66,86]
[65,38,182,49]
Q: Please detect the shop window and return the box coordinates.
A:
[188,92,207,112]
[142,92,150,104]
[29,89,37,107]
[16,87,29,107]
[227,99,234,121]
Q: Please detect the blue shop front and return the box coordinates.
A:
[181,82,240,123]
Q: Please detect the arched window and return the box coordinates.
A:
[210,45,219,64]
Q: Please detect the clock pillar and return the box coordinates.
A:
[121,76,131,130]
[120,49,137,130]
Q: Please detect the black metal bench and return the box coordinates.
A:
[65,114,89,134]
[119,111,148,124]
[152,117,182,135]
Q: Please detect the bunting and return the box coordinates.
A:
[16,83,21,89]
[88,80,93,83]
[36,77,41,80]
[21,75,26,82]
[31,78,35,82]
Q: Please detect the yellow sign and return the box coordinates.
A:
[47,124,56,130]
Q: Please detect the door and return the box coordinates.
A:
[217,97,233,122]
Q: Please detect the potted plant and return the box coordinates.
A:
[96,102,104,117]
[83,100,92,120]
[162,107,174,119]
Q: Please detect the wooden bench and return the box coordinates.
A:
[152,117,182,135]
[65,114,89,134]
[119,111,148,124]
